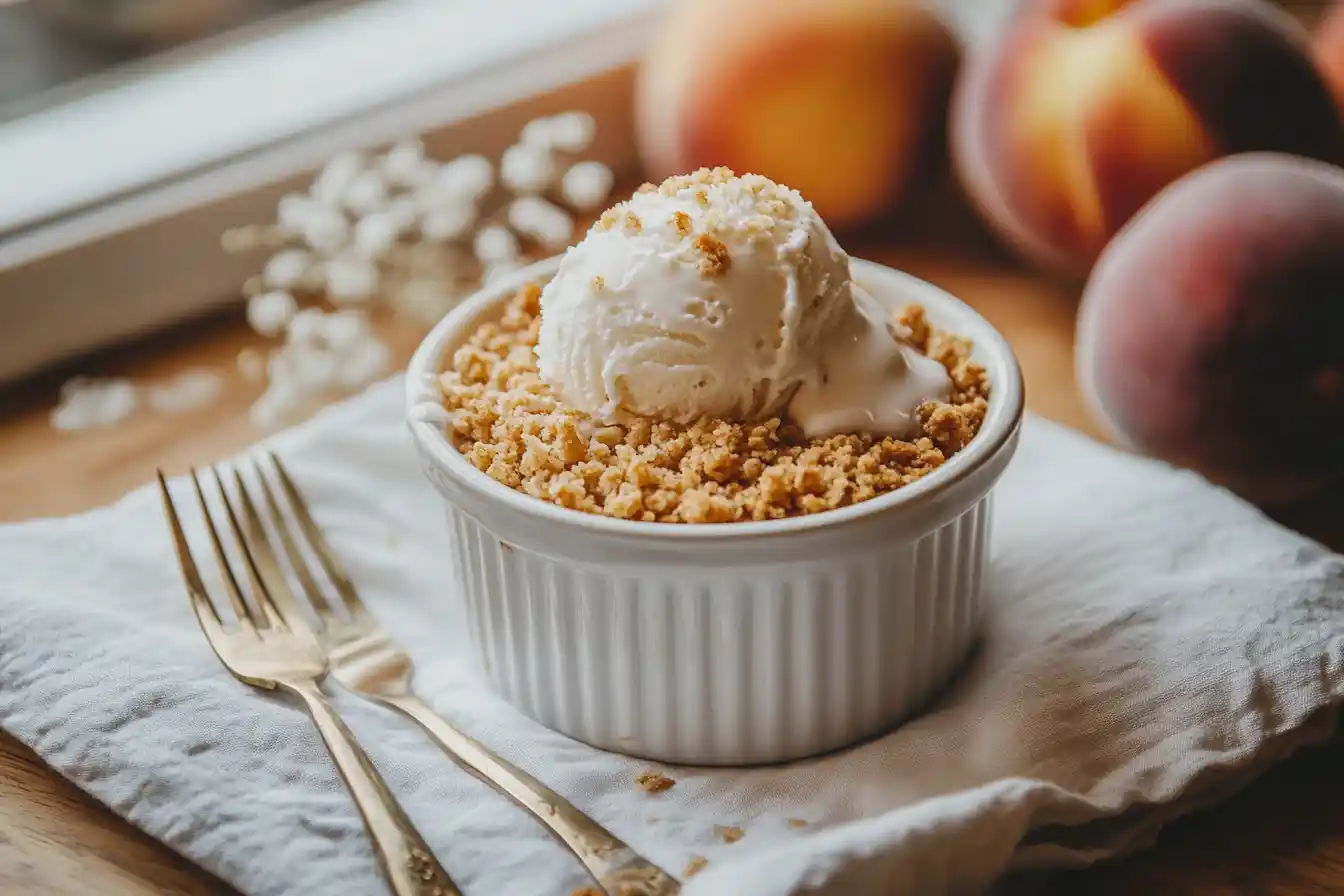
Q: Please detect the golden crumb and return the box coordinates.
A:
[623,211,642,234]
[599,208,620,231]
[692,233,731,276]
[635,771,676,793]
[695,189,710,208]
[670,210,692,236]
[637,181,657,194]
[787,817,808,828]
[592,275,605,291]
[436,286,989,524]
[918,400,977,453]
[657,167,738,197]
[716,825,744,844]
[684,856,708,878]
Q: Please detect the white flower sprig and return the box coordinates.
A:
[218,110,612,429]
[50,111,614,433]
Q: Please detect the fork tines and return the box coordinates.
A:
[160,455,354,635]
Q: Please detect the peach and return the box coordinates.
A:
[1075,153,1344,504]
[1314,1,1344,112]
[635,0,959,231]
[952,0,1344,277]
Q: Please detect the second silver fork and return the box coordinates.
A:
[244,453,680,896]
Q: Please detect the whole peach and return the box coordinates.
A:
[1314,1,1344,112]
[1076,153,1344,504]
[635,0,959,231]
[952,0,1344,277]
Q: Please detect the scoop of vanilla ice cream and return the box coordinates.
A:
[535,169,855,425]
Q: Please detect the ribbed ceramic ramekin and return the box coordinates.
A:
[406,256,1023,766]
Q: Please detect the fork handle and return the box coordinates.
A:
[288,681,461,896]
[383,693,679,894]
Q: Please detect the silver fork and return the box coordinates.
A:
[158,468,460,896]
[248,451,681,896]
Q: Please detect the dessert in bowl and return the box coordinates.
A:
[407,169,1023,765]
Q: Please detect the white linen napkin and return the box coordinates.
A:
[2,376,1342,896]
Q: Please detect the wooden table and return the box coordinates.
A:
[3,200,1344,895]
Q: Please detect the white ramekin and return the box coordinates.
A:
[406,256,1024,766]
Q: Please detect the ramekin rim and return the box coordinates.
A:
[405,254,1025,542]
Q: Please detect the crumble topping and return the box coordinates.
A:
[692,233,731,275]
[436,283,989,524]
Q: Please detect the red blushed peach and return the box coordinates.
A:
[952,0,1344,277]
[1076,152,1344,504]
[1314,1,1344,112]
[635,0,959,231]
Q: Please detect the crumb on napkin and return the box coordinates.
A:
[715,824,744,844]
[635,771,676,793]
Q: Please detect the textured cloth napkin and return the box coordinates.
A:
[3,376,1343,896]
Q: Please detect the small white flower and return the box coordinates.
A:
[421,203,477,243]
[508,196,573,249]
[419,156,494,210]
[249,379,301,429]
[246,290,298,337]
[473,225,520,264]
[520,112,595,153]
[147,370,223,414]
[262,249,313,290]
[310,152,365,205]
[301,207,350,254]
[277,194,320,234]
[342,170,389,216]
[50,378,138,431]
[318,310,371,352]
[519,116,558,150]
[287,307,328,344]
[546,112,596,153]
[500,143,556,194]
[560,161,615,211]
[353,213,399,259]
[324,256,380,304]
[380,138,432,187]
